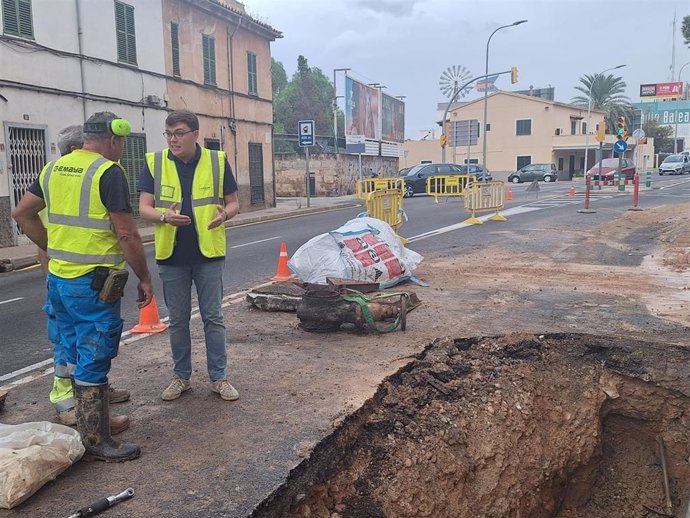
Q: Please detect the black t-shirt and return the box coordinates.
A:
[28,164,132,213]
[137,145,238,266]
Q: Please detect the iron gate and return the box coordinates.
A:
[248,142,264,205]
[5,124,47,237]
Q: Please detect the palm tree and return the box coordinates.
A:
[572,74,632,133]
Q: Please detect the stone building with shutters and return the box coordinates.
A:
[0,0,280,247]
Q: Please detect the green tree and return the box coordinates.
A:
[273,55,334,140]
[642,118,674,154]
[572,73,632,132]
[682,15,690,47]
[271,58,288,97]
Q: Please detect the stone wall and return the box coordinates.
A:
[0,197,14,247]
[275,154,399,197]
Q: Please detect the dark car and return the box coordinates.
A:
[659,154,690,175]
[507,163,558,183]
[398,167,411,176]
[586,158,636,180]
[402,163,491,197]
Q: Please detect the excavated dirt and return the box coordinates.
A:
[254,333,690,518]
[251,203,690,518]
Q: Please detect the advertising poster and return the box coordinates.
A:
[345,76,380,140]
[381,94,405,143]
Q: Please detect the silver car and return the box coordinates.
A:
[659,154,690,175]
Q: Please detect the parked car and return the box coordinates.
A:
[402,163,491,197]
[586,158,636,181]
[507,163,558,183]
[659,154,690,175]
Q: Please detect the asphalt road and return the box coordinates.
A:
[1,174,689,379]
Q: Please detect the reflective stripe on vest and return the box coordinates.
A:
[41,151,125,278]
[147,148,226,260]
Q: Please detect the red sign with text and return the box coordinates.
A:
[655,82,683,97]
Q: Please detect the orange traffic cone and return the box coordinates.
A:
[130,295,168,334]
[506,187,513,201]
[569,184,576,197]
[271,243,294,282]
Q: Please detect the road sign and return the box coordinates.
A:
[298,120,314,147]
[526,180,540,193]
[613,140,628,154]
[450,119,479,147]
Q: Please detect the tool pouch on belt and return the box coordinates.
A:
[91,267,129,304]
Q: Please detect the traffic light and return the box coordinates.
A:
[616,116,628,140]
[511,66,519,84]
[440,134,448,147]
[595,123,605,143]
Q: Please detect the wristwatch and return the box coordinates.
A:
[159,213,166,223]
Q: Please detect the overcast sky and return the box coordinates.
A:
[244,0,690,140]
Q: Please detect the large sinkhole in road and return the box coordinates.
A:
[252,333,690,518]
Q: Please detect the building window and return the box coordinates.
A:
[581,121,587,135]
[170,22,180,76]
[2,0,34,39]
[115,1,137,65]
[571,120,577,135]
[247,51,257,96]
[516,119,531,136]
[203,34,216,85]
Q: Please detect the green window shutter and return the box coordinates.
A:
[2,0,20,35]
[247,52,257,95]
[115,1,137,65]
[3,0,33,38]
[171,22,180,76]
[121,134,146,217]
[203,35,215,85]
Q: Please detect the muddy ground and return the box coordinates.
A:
[1,201,689,517]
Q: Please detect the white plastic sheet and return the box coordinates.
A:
[288,217,423,288]
[0,421,84,509]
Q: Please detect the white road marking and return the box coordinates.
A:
[230,236,282,249]
[408,205,541,242]
[0,297,24,305]
[0,358,53,382]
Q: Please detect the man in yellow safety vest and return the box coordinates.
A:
[138,110,240,403]
[12,112,153,462]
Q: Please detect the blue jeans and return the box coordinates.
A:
[47,272,123,385]
[43,297,76,376]
[159,260,227,381]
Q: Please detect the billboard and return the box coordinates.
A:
[381,94,405,143]
[345,76,380,140]
[640,82,683,98]
[634,100,690,138]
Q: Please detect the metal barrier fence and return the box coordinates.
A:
[365,188,408,243]
[463,181,507,225]
[425,175,475,203]
[356,177,406,200]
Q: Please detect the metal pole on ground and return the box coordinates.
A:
[629,173,642,211]
[578,172,596,213]
[305,147,311,208]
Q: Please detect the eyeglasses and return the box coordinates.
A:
[163,129,195,139]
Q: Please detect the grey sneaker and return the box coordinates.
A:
[211,380,239,401]
[161,377,191,401]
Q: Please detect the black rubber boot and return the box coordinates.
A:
[74,382,140,462]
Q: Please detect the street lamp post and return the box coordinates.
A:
[582,64,625,175]
[332,68,350,154]
[481,19,527,169]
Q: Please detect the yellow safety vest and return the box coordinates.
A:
[38,149,125,278]
[145,148,226,260]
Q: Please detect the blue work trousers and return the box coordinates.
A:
[158,260,227,381]
[46,272,123,385]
